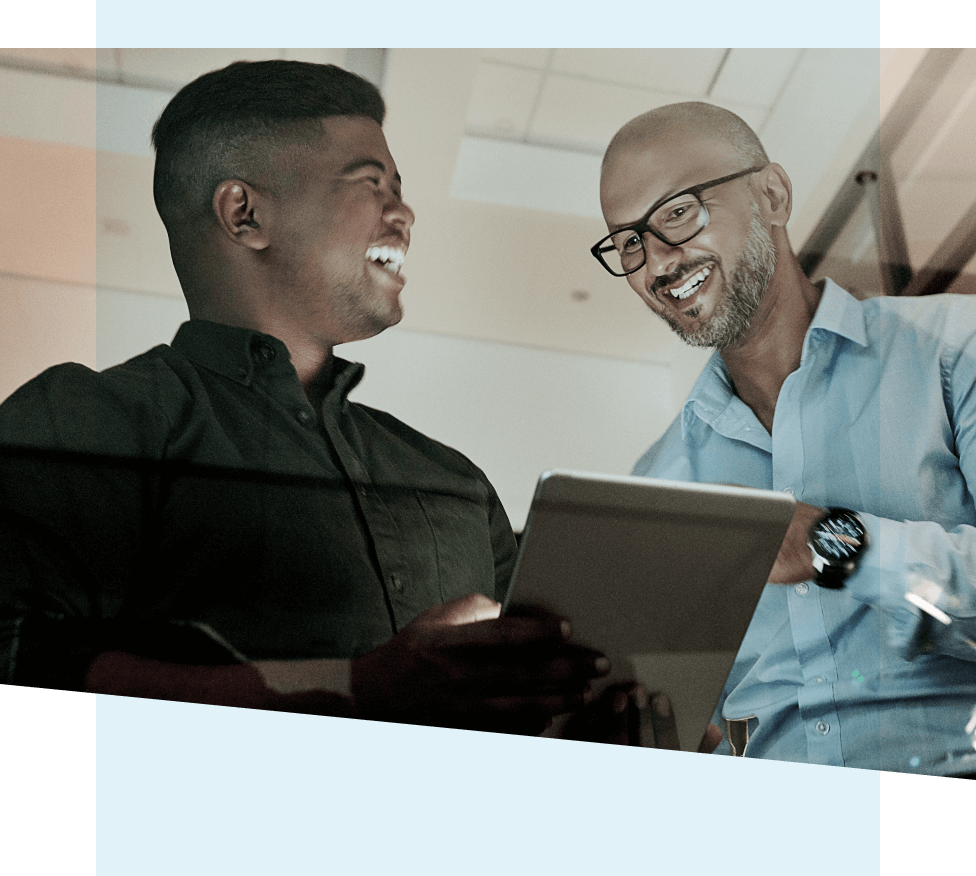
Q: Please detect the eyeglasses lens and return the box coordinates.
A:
[602,196,707,275]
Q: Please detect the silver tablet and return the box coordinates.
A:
[505,469,796,751]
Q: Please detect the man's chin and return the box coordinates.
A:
[367,303,404,336]
[659,308,716,349]
[335,304,403,346]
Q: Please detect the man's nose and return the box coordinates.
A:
[643,233,682,280]
[385,195,415,232]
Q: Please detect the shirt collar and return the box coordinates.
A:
[170,320,365,401]
[679,279,866,438]
[805,278,869,349]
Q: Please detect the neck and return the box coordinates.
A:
[718,254,822,433]
[183,253,339,409]
[187,298,336,409]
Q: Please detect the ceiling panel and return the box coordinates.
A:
[466,61,543,140]
[710,48,802,109]
[115,48,280,86]
[0,47,97,72]
[528,75,681,153]
[480,48,551,68]
[551,48,725,97]
[112,48,344,88]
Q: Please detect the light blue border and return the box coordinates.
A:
[93,0,881,48]
[10,3,892,872]
[96,694,882,876]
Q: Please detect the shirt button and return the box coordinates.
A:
[782,488,795,496]
[816,720,830,735]
[295,410,312,426]
[255,341,276,362]
[358,485,369,498]
[795,583,809,595]
[391,575,404,593]
[814,675,827,684]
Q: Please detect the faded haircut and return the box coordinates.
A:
[151,60,385,231]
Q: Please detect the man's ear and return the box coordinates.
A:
[212,180,270,250]
[755,163,792,228]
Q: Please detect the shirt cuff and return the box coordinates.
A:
[843,513,951,660]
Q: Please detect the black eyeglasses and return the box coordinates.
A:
[590,166,766,277]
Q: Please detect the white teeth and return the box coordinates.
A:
[669,266,711,300]
[365,245,406,275]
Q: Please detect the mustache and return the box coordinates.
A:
[651,258,715,294]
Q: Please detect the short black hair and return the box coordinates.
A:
[151,59,385,231]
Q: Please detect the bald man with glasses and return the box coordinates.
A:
[592,101,976,775]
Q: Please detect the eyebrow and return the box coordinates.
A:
[610,186,687,234]
[340,157,402,185]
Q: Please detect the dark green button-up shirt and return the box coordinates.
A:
[0,320,516,689]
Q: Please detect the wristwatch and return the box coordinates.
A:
[807,507,867,589]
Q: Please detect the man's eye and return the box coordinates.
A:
[658,199,699,227]
[620,233,642,253]
[664,205,690,223]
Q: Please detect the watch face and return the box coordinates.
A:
[811,510,865,562]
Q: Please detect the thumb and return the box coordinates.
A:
[411,593,502,628]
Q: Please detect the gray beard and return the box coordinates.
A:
[663,206,776,350]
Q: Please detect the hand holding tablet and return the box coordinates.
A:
[505,470,796,751]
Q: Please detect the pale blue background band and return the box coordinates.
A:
[86,20,887,873]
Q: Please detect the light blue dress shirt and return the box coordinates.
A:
[633,280,976,772]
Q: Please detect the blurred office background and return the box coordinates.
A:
[0,48,970,526]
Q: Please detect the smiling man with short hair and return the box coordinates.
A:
[595,101,976,773]
[0,60,613,734]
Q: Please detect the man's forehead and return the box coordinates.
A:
[600,129,737,221]
[319,115,394,162]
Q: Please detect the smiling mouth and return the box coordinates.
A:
[665,265,712,301]
[365,244,406,275]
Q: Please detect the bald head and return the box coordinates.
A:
[602,102,768,178]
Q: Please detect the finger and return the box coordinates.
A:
[506,602,564,619]
[561,682,650,746]
[562,687,629,745]
[433,646,612,693]
[648,693,681,750]
[416,614,570,650]
[623,684,649,746]
[698,722,723,754]
[411,593,502,626]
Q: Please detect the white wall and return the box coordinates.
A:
[341,329,677,528]
[0,273,96,401]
